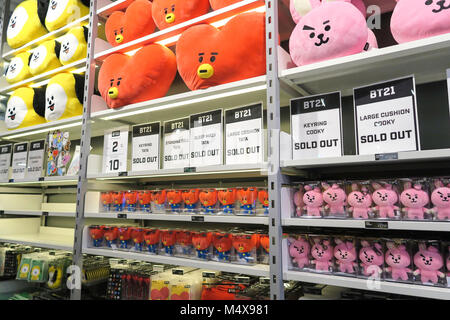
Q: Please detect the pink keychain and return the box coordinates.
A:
[372,183,399,219]
[348,183,372,219]
[413,243,445,285]
[359,241,384,277]
[385,242,412,281]
[288,237,310,269]
[334,239,357,274]
[400,182,429,220]
[322,183,346,216]
[293,186,304,217]
[302,185,323,217]
[431,180,450,220]
[311,238,333,272]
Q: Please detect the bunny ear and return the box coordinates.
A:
[346,242,354,250]
[304,185,312,191]
[313,187,321,193]
[361,186,369,194]
[404,182,412,189]
[434,179,444,188]
[418,243,427,251]
[361,240,369,248]
[335,238,343,245]
[398,245,406,251]
[331,184,339,189]
[385,183,393,190]
[373,243,383,255]
[321,182,330,189]
[372,183,381,190]
[351,183,359,191]
[413,184,422,190]
[386,242,395,250]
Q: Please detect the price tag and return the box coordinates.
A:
[225,103,263,165]
[291,92,343,160]
[11,142,28,180]
[191,216,204,222]
[26,140,45,180]
[0,144,12,182]
[131,122,160,172]
[189,109,223,167]
[103,126,129,174]
[354,76,420,155]
[163,117,190,169]
[365,221,388,229]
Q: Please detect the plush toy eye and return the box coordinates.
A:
[425,0,433,5]
[171,5,175,12]
[199,56,203,63]
[324,25,331,32]
[164,8,168,14]
[210,56,216,62]
[309,32,315,38]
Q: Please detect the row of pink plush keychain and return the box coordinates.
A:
[291,178,450,220]
[287,234,450,287]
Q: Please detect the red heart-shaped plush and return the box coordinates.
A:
[176,12,266,91]
[171,292,190,300]
[151,287,170,300]
[152,0,210,30]
[106,0,156,47]
[209,0,241,10]
[98,44,177,109]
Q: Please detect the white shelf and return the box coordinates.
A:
[83,248,269,277]
[280,33,450,96]
[284,271,450,300]
[0,176,78,187]
[2,15,90,61]
[282,218,450,232]
[3,210,42,216]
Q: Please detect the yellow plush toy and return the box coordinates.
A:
[58,26,88,65]
[45,72,84,121]
[44,0,90,31]
[5,87,47,130]
[6,0,48,49]
[28,39,63,75]
[5,52,32,84]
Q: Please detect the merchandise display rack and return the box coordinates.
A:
[0,0,448,302]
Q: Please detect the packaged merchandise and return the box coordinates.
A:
[131,228,146,252]
[182,189,200,213]
[412,240,446,287]
[292,184,304,217]
[384,239,414,283]
[371,181,401,219]
[236,187,258,215]
[217,188,237,215]
[138,191,152,213]
[117,226,133,250]
[167,190,183,213]
[399,178,431,220]
[446,244,450,288]
[88,225,105,247]
[212,231,233,263]
[144,228,161,255]
[232,232,258,265]
[322,182,347,218]
[257,189,269,216]
[191,231,213,260]
[258,234,270,265]
[199,189,218,214]
[347,181,373,219]
[151,190,167,213]
[333,237,358,276]
[287,234,311,270]
[301,182,323,218]
[160,229,177,256]
[124,191,138,212]
[104,226,119,250]
[430,178,450,221]
[358,239,385,280]
[310,236,334,273]
[175,230,194,257]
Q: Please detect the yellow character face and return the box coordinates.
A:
[30,265,41,281]
[19,263,30,279]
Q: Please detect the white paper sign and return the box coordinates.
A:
[103,126,129,174]
[189,109,223,167]
[225,103,264,165]
[0,145,12,182]
[11,142,28,180]
[132,122,160,172]
[354,76,420,155]
[291,92,343,160]
[163,118,190,169]
[26,140,45,179]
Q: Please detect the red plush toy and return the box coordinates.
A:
[152,0,210,30]
[98,44,177,109]
[209,0,241,10]
[106,0,156,47]
[176,12,266,90]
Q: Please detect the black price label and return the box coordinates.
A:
[118,171,128,177]
[172,269,184,275]
[375,153,398,161]
[184,167,196,173]
[191,216,204,222]
[365,221,388,229]
[38,177,44,181]
[117,214,127,219]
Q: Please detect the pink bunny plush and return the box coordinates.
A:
[293,187,304,217]
[359,241,384,277]
[348,183,372,219]
[289,0,370,66]
[446,247,450,276]
[372,183,400,219]
[322,183,346,216]
[431,180,450,220]
[288,237,311,268]
[334,239,357,273]
[385,242,412,281]
[302,185,323,217]
[400,182,430,220]
[391,0,450,44]
[311,238,334,271]
[413,243,445,284]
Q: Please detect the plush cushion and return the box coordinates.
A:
[98,44,177,109]
[59,26,88,65]
[152,0,210,30]
[7,0,48,49]
[45,72,84,121]
[28,39,62,75]
[105,0,155,47]
[5,87,46,130]
[44,0,89,31]
[5,52,32,84]
[289,0,368,66]
[209,0,242,10]
[176,12,266,90]
[391,0,450,44]
[289,0,366,24]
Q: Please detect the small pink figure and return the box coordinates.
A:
[302,185,323,217]
[311,238,333,272]
[334,239,357,274]
[348,183,372,219]
[372,183,400,219]
[446,247,450,276]
[430,180,450,220]
[293,187,304,217]
[288,237,310,268]
[322,183,346,216]
[400,182,429,220]
[413,244,445,285]
[385,242,412,281]
[359,241,384,277]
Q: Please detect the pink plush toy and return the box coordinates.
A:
[372,183,400,219]
[359,241,384,277]
[385,242,412,281]
[334,239,357,273]
[390,0,450,44]
[400,182,429,220]
[302,185,323,217]
[431,180,450,220]
[322,183,346,216]
[288,237,310,268]
[413,243,445,284]
[311,238,333,271]
[293,187,304,217]
[289,0,369,66]
[446,247,450,276]
[348,183,372,219]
